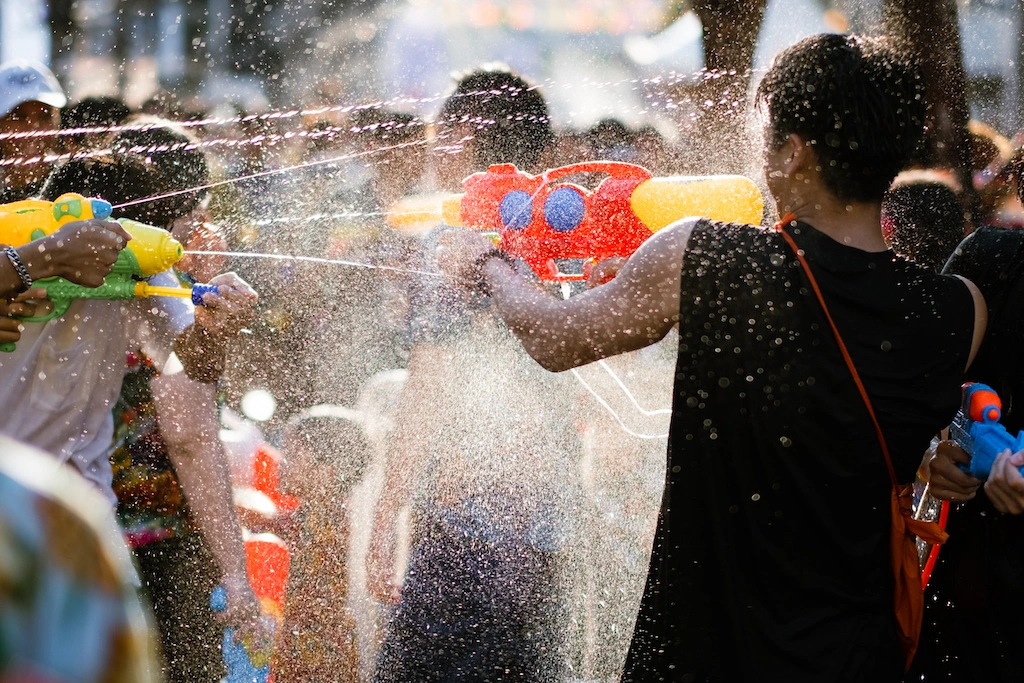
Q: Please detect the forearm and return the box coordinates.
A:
[372,345,448,529]
[170,438,250,580]
[485,258,678,372]
[152,376,249,581]
[486,260,594,371]
[174,323,226,384]
[0,243,58,299]
[0,251,26,299]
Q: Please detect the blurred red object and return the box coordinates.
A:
[246,532,291,617]
[252,444,300,513]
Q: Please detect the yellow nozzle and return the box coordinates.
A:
[442,194,464,227]
[117,219,184,276]
[134,282,193,299]
[384,193,461,234]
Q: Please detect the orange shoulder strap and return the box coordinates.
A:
[773,214,897,486]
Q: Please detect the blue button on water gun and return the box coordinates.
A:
[210,585,271,683]
[948,382,1024,480]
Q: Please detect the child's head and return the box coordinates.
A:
[110,116,209,228]
[281,405,372,502]
[41,153,160,207]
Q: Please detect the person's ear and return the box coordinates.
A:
[780,134,808,177]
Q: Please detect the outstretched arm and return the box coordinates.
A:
[438,218,697,372]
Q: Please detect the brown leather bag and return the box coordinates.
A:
[775,216,948,671]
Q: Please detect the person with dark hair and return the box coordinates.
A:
[60,95,132,154]
[882,170,966,272]
[61,120,264,683]
[111,116,211,226]
[434,64,553,188]
[438,33,987,682]
[0,121,261,683]
[369,65,582,683]
[276,406,373,683]
[906,152,1024,683]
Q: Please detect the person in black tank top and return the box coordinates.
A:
[906,181,1024,681]
[437,34,985,682]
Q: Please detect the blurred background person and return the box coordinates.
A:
[881,170,966,272]
[275,405,374,683]
[0,60,65,202]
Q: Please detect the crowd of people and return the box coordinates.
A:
[1,25,1024,683]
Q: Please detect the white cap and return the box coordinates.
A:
[0,61,66,119]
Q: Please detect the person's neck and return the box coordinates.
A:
[780,191,887,252]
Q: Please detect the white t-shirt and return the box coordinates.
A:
[0,271,193,505]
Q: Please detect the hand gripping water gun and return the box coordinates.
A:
[0,193,218,349]
[210,584,273,683]
[949,382,1024,480]
[440,161,764,281]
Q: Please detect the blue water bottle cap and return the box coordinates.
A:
[210,585,228,613]
[191,283,219,306]
[90,199,113,220]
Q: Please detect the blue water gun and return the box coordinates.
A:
[949,382,1024,480]
[209,585,271,683]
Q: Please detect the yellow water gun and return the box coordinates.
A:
[0,193,216,350]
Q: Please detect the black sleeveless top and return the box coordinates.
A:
[622,220,975,683]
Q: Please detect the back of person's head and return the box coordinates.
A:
[969,120,1012,174]
[41,154,161,210]
[439,65,553,171]
[139,90,185,120]
[882,171,965,272]
[110,116,209,227]
[586,118,635,162]
[283,405,372,500]
[42,117,208,229]
[757,33,925,203]
[60,96,132,147]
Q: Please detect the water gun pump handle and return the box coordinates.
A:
[541,161,651,184]
[191,283,219,306]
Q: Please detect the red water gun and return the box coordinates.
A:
[441,161,763,281]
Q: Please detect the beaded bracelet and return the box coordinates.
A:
[3,246,32,292]
[470,249,516,296]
